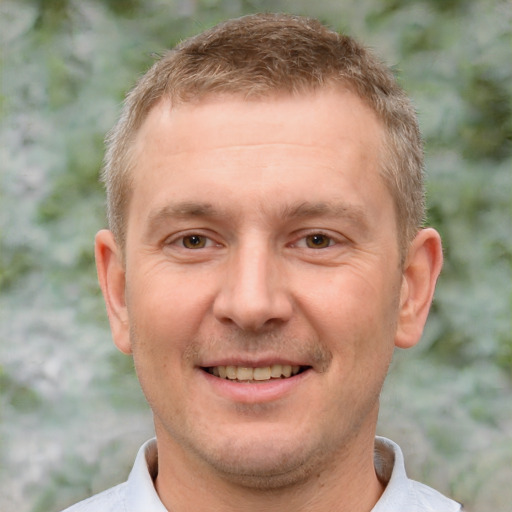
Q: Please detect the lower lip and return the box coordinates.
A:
[198,368,311,404]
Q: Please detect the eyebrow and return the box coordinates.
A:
[144,202,218,236]
[149,202,218,221]
[144,199,369,236]
[279,201,367,224]
[278,201,371,236]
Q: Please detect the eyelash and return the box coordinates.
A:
[164,232,219,250]
[165,231,342,251]
[291,232,339,249]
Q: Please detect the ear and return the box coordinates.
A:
[395,228,443,349]
[95,229,132,354]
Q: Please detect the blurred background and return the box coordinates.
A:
[0,0,510,511]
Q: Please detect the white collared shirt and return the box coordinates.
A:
[61,437,463,511]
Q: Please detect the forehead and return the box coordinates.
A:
[133,89,383,159]
[127,90,390,229]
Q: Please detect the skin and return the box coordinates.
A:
[96,89,443,512]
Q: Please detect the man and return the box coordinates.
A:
[63,13,462,512]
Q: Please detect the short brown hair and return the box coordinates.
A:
[102,13,425,257]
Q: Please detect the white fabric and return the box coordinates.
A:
[372,437,463,512]
[61,437,462,511]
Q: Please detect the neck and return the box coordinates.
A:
[154,425,384,512]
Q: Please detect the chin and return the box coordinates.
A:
[192,430,328,490]
[208,453,314,490]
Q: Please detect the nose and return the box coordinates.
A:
[212,241,293,332]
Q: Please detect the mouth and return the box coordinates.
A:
[201,364,310,382]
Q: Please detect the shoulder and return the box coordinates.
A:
[59,482,127,512]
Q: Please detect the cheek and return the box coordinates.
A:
[128,265,213,328]
[302,267,389,319]
[301,267,400,356]
[125,272,213,376]
[126,279,196,414]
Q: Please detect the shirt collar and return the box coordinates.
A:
[372,436,461,512]
[126,438,168,512]
[371,436,411,511]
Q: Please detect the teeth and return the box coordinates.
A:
[237,367,253,380]
[270,364,282,378]
[253,367,271,381]
[226,366,237,379]
[208,364,302,381]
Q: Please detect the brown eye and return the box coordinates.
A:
[182,235,207,249]
[305,234,331,249]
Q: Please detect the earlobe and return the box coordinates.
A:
[395,228,443,349]
[95,229,132,355]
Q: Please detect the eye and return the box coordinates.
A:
[181,234,208,249]
[304,233,334,249]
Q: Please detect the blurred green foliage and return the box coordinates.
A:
[1,0,510,511]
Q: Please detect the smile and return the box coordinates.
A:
[204,364,306,381]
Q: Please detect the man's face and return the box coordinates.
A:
[113,90,405,485]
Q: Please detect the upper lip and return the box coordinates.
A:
[198,357,311,368]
